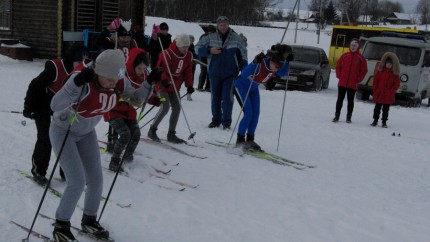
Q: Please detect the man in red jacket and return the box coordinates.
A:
[333,38,368,123]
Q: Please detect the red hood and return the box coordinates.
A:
[126,48,146,81]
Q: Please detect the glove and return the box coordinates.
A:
[286,53,294,62]
[252,52,266,64]
[74,68,95,87]
[151,24,160,39]
[23,105,35,119]
[108,17,122,32]
[147,68,162,85]
[187,87,195,94]
[160,79,171,88]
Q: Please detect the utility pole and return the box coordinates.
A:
[317,0,323,44]
[294,0,300,43]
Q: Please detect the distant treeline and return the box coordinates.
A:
[147,0,275,25]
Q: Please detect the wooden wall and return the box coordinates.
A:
[0,0,145,60]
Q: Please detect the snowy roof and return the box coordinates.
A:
[388,12,411,21]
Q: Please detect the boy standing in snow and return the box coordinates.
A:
[234,51,286,151]
[49,49,151,242]
[333,38,368,123]
[23,43,89,185]
[147,34,194,144]
[370,52,400,128]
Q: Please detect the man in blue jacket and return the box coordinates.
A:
[196,16,248,129]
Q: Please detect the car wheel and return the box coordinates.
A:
[357,90,370,101]
[313,75,323,91]
[322,75,329,89]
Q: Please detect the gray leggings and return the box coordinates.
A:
[49,125,103,221]
[151,91,181,132]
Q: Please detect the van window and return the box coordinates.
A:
[363,42,421,66]
[424,51,430,67]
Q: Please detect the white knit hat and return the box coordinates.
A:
[94,49,125,81]
[175,34,191,48]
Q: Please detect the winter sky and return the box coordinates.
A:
[276,0,420,14]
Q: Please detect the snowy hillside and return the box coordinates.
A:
[1,16,430,242]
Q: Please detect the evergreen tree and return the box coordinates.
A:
[324,1,337,24]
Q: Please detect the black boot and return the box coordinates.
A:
[235,134,246,147]
[346,114,352,123]
[109,156,124,172]
[370,120,378,126]
[382,120,387,128]
[332,113,340,122]
[167,131,186,144]
[81,214,109,239]
[53,220,77,242]
[245,134,263,152]
[148,126,161,142]
[32,171,48,186]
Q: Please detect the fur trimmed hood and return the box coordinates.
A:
[378,52,400,75]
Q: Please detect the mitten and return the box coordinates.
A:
[151,24,160,39]
[23,105,35,119]
[160,79,171,88]
[187,87,195,94]
[108,18,122,32]
[286,53,294,62]
[147,68,162,85]
[252,52,266,64]
[74,68,95,87]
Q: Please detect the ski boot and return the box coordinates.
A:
[53,220,77,242]
[370,120,378,127]
[245,135,264,152]
[148,126,161,142]
[167,131,186,144]
[109,156,124,172]
[81,214,109,239]
[32,171,48,186]
[382,120,388,128]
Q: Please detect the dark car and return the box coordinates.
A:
[273,45,331,91]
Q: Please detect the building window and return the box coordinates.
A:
[0,0,11,30]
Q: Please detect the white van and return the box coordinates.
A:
[357,35,430,107]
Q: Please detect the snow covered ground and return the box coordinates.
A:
[1,16,430,242]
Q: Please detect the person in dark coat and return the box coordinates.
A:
[149,22,172,69]
[197,25,216,91]
[333,38,368,123]
[371,52,400,128]
[195,16,248,130]
[23,43,89,185]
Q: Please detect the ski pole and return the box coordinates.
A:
[139,93,187,130]
[226,64,260,147]
[158,37,196,142]
[192,58,207,67]
[280,0,299,43]
[25,86,86,242]
[276,64,291,152]
[136,82,154,122]
[0,110,22,114]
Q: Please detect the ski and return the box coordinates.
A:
[102,167,186,191]
[38,213,115,242]
[205,141,313,169]
[18,169,131,209]
[10,220,54,242]
[140,136,207,159]
[160,138,204,148]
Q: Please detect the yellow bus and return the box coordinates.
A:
[328,25,420,68]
